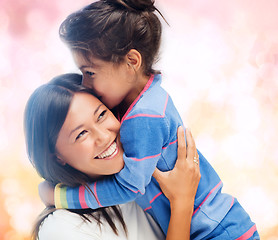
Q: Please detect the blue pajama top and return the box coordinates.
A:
[55,74,259,239]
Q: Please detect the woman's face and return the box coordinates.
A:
[55,92,124,178]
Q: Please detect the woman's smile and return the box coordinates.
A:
[95,139,119,160]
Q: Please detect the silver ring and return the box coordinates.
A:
[193,156,199,165]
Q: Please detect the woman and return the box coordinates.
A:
[24,73,200,239]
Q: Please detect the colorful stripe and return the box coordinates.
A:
[143,192,163,212]
[71,186,81,208]
[79,185,89,208]
[121,74,154,124]
[54,183,68,209]
[93,182,103,207]
[162,93,168,116]
[150,192,162,204]
[54,184,62,208]
[125,93,169,121]
[130,152,161,162]
[235,224,257,240]
[127,188,143,194]
[144,206,152,211]
[125,113,164,120]
[60,186,68,208]
[230,197,235,209]
[193,181,222,216]
[162,139,178,149]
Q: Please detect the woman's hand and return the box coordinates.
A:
[152,126,201,240]
[38,181,55,207]
[153,126,200,206]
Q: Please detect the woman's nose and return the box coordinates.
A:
[94,127,110,146]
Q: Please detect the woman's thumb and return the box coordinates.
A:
[152,167,164,182]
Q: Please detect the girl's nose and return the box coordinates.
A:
[85,83,102,99]
[82,77,93,89]
[93,87,103,99]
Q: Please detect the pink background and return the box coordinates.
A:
[1,0,278,239]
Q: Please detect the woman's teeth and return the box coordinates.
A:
[97,142,117,159]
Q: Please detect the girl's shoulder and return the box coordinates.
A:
[127,76,170,118]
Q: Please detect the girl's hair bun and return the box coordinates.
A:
[106,0,156,12]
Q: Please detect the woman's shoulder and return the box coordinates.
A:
[38,209,102,240]
[38,207,133,240]
[38,203,164,240]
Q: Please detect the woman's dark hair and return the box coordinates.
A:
[59,0,167,76]
[24,73,126,239]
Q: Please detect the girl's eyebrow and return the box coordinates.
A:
[80,65,90,70]
[79,62,99,70]
[68,103,104,138]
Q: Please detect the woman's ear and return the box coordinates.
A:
[55,154,66,166]
[126,49,142,71]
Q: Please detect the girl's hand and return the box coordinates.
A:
[153,127,201,206]
[38,181,55,207]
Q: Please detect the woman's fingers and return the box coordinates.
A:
[176,127,199,169]
[152,167,170,196]
[185,128,200,170]
[152,127,201,204]
[185,128,196,163]
[152,167,163,181]
[177,126,186,163]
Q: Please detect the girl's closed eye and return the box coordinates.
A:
[85,70,94,77]
[98,110,107,121]
[76,130,88,141]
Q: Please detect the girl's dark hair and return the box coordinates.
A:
[59,0,166,76]
[24,73,126,239]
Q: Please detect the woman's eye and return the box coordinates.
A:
[76,130,87,140]
[85,71,94,77]
[98,110,107,121]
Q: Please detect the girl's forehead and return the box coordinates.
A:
[73,51,100,68]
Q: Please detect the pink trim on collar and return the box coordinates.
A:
[120,75,155,124]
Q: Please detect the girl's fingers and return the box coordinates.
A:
[177,126,186,164]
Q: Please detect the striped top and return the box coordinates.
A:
[55,74,259,239]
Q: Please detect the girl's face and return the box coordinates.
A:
[55,92,124,178]
[73,52,138,109]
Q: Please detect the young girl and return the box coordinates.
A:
[43,0,259,239]
[25,73,200,239]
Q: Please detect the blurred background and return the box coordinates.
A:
[1,0,277,239]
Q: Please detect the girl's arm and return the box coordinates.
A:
[50,114,168,209]
[153,127,200,240]
[38,115,168,208]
